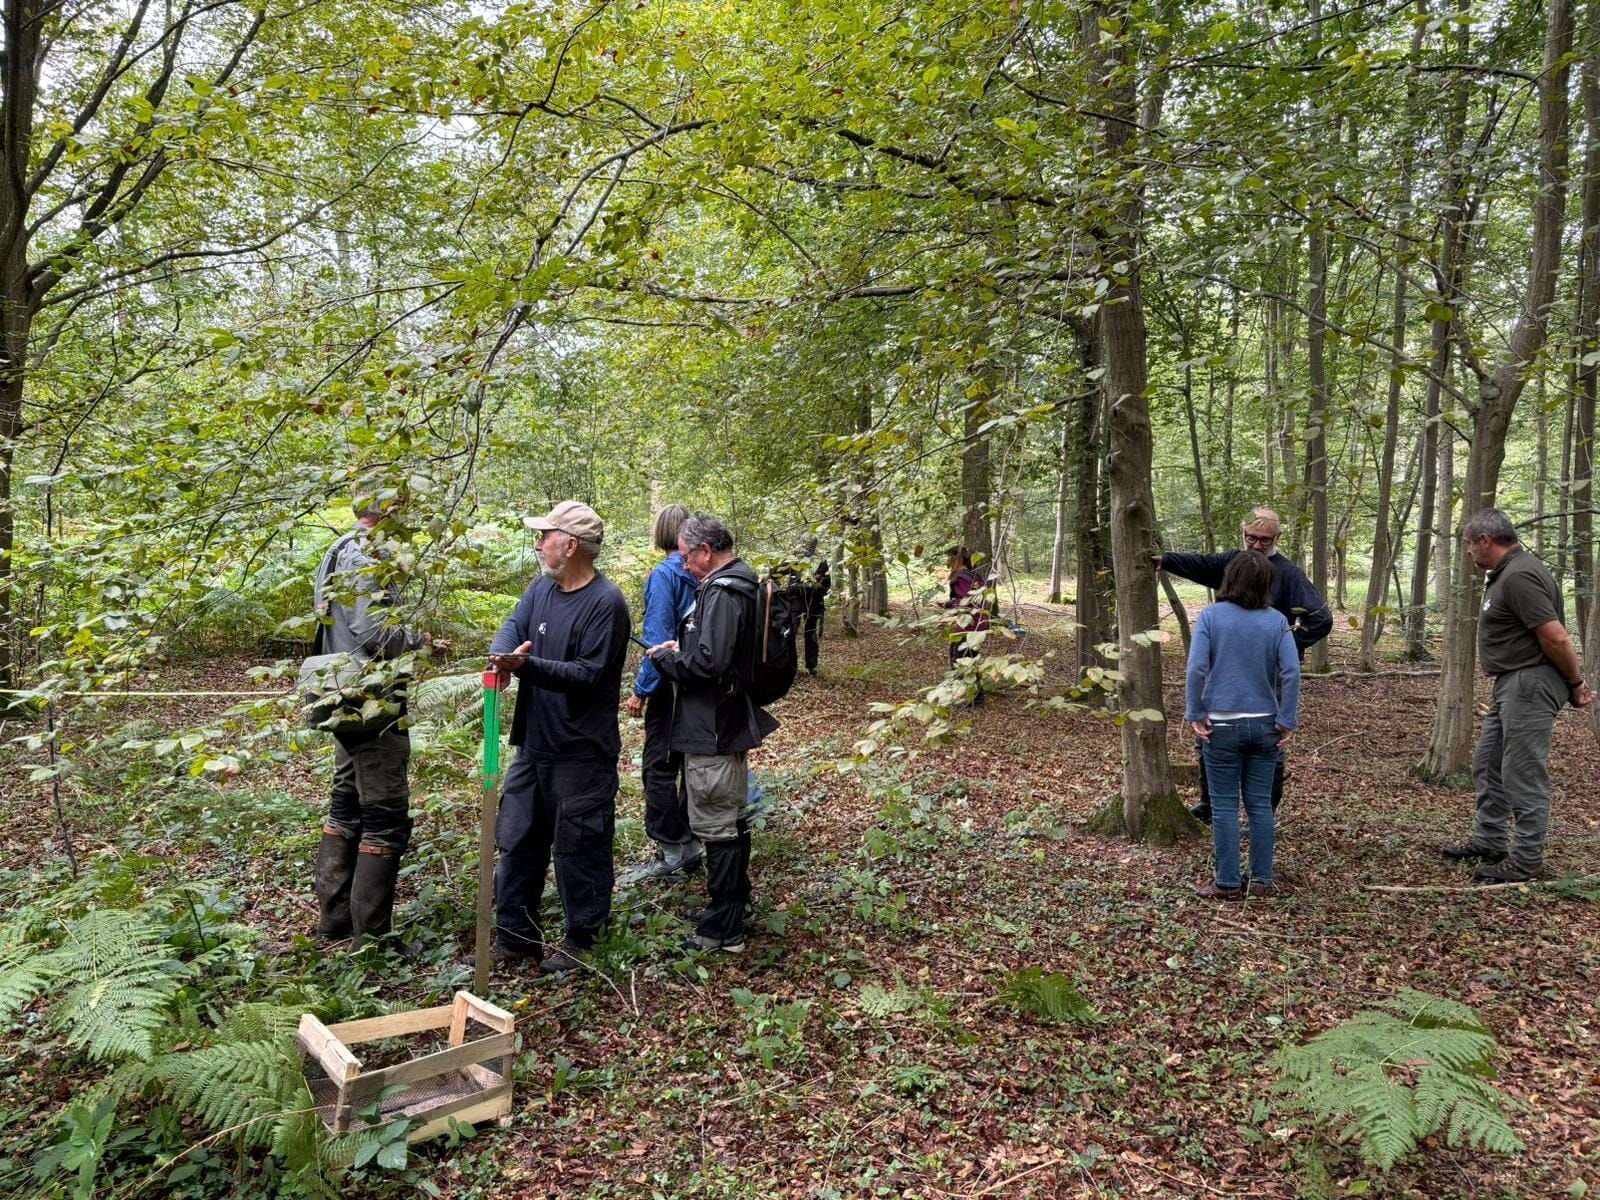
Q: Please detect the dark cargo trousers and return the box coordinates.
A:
[318,728,412,940]
[325,728,413,851]
[495,751,617,952]
[641,689,692,849]
[1472,664,1564,872]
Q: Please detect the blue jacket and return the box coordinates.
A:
[1159,549,1332,659]
[634,551,698,698]
[1184,602,1301,729]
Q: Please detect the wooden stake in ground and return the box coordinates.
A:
[475,668,504,995]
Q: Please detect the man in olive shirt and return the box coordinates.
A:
[1442,509,1594,883]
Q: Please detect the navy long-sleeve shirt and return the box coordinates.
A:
[1158,549,1332,659]
[490,573,631,758]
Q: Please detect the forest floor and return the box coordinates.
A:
[2,595,1598,1199]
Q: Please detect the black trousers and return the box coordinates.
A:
[1196,740,1285,813]
[495,751,616,950]
[803,601,824,672]
[327,727,412,852]
[641,689,691,847]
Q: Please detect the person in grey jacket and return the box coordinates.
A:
[311,497,424,946]
[646,514,777,953]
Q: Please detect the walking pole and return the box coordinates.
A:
[474,662,503,995]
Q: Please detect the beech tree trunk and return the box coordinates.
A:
[1305,206,1331,672]
[1074,320,1113,674]
[1573,6,1600,646]
[961,394,994,566]
[1420,0,1575,779]
[1081,0,1186,844]
[1048,416,1070,604]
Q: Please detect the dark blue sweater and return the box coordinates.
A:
[1159,549,1332,659]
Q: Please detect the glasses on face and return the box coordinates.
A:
[536,527,575,544]
[1242,532,1278,548]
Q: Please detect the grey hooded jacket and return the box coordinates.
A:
[311,527,420,660]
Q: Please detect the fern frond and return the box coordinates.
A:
[411,672,487,719]
[1444,1091,1524,1155]
[1274,990,1523,1175]
[860,980,918,1018]
[998,967,1096,1023]
[154,1038,303,1145]
[1378,989,1488,1034]
[45,910,185,1062]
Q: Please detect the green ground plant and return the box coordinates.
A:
[1274,990,1524,1174]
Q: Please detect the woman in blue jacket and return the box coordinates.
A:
[623,505,701,881]
[1184,551,1301,899]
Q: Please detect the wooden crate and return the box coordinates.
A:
[297,990,517,1143]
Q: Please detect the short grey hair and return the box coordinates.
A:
[1463,508,1518,546]
[679,513,734,553]
[1242,506,1282,533]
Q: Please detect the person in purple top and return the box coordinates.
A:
[1184,551,1301,900]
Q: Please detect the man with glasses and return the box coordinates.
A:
[488,500,631,974]
[1154,507,1332,823]
[1442,508,1592,883]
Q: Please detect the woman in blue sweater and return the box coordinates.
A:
[621,504,701,882]
[1184,551,1301,899]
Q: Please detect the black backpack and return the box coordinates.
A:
[746,575,799,705]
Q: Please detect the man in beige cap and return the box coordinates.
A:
[488,500,631,974]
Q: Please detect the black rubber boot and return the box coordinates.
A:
[313,831,359,941]
[698,838,747,941]
[350,848,402,944]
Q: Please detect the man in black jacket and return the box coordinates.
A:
[1155,507,1332,823]
[646,513,778,952]
[489,500,632,975]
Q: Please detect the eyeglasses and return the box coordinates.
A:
[1242,533,1278,547]
[536,527,576,543]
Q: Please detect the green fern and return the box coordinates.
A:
[996,967,1096,1024]
[0,909,186,1062]
[859,979,919,1018]
[411,671,489,722]
[1275,989,1524,1171]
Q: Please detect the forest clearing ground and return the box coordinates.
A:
[1,598,1597,1199]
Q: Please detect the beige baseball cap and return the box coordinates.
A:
[523,499,604,543]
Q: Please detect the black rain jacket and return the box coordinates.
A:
[650,559,779,755]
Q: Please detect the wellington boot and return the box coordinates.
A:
[313,832,359,941]
[350,849,402,945]
[699,837,749,942]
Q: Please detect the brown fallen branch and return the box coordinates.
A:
[1363,876,1599,893]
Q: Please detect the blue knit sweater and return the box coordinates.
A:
[1183,602,1301,728]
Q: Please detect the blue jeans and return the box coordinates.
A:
[1201,717,1281,888]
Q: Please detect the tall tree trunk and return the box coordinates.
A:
[1180,361,1216,552]
[1535,373,1550,557]
[1420,0,1575,779]
[1048,415,1070,604]
[1305,202,1332,671]
[961,393,994,566]
[0,0,43,694]
[1362,13,1426,672]
[1074,321,1113,674]
[1572,3,1600,646]
[1557,366,1575,592]
[1081,0,1185,844]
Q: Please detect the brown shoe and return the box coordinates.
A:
[1248,879,1294,898]
[1195,880,1244,900]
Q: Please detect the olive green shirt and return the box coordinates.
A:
[1478,545,1563,675]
